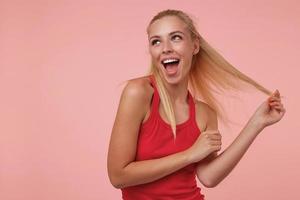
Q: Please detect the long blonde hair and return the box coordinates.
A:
[146,9,273,139]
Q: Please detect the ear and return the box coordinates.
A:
[192,38,200,55]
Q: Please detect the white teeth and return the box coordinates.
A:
[162,58,179,64]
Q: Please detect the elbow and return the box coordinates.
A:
[202,180,219,188]
[109,176,120,189]
[107,164,124,189]
[108,173,126,189]
[108,162,133,189]
[109,176,125,189]
[111,182,124,189]
[108,170,128,189]
[198,176,219,188]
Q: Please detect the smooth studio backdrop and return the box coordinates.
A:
[0,0,299,199]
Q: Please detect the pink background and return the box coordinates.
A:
[1,0,299,199]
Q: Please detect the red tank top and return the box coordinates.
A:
[121,75,205,200]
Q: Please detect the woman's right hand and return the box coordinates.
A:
[185,130,222,163]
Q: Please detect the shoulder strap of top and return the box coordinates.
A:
[148,75,160,115]
[188,91,196,120]
[188,91,202,134]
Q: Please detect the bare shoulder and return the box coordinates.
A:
[120,76,154,119]
[124,76,153,94]
[108,76,154,178]
[194,99,218,131]
[195,100,217,117]
[122,76,153,104]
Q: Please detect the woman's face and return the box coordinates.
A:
[148,16,199,85]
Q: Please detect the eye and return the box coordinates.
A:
[151,39,160,46]
[172,35,182,41]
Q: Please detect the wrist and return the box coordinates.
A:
[247,117,265,134]
[182,149,196,165]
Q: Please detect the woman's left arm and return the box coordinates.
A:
[196,90,286,188]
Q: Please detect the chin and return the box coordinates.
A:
[156,62,188,85]
[160,71,184,85]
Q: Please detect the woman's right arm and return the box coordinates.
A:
[107,79,220,189]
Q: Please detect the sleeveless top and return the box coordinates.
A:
[121,75,205,200]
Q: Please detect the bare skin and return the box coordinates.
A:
[107,77,220,188]
[107,16,286,189]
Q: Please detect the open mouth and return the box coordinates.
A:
[161,58,180,75]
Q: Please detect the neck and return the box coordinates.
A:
[163,77,189,105]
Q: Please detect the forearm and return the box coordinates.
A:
[197,118,264,187]
[113,150,192,188]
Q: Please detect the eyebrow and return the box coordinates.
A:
[149,31,185,40]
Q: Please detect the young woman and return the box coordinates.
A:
[107,9,286,200]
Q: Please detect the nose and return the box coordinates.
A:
[162,40,173,54]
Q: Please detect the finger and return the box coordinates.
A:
[203,133,220,141]
[269,97,281,102]
[212,145,222,151]
[269,101,283,109]
[269,102,282,106]
[210,140,222,145]
[207,134,222,140]
[278,107,286,116]
[273,105,284,110]
[269,104,281,110]
[272,105,285,113]
[205,133,222,141]
[269,100,283,104]
[270,104,283,110]
[203,130,220,135]
[282,107,286,113]
[272,89,280,97]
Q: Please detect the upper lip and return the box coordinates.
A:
[160,57,180,65]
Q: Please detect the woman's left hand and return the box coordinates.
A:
[250,89,286,129]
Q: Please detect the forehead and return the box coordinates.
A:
[148,16,188,38]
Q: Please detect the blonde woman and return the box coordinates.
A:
[107,9,286,200]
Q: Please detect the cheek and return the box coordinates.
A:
[175,43,193,56]
[149,50,161,68]
[149,48,160,60]
[180,48,194,63]
[181,51,194,71]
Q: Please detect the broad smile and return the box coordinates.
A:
[160,58,181,76]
